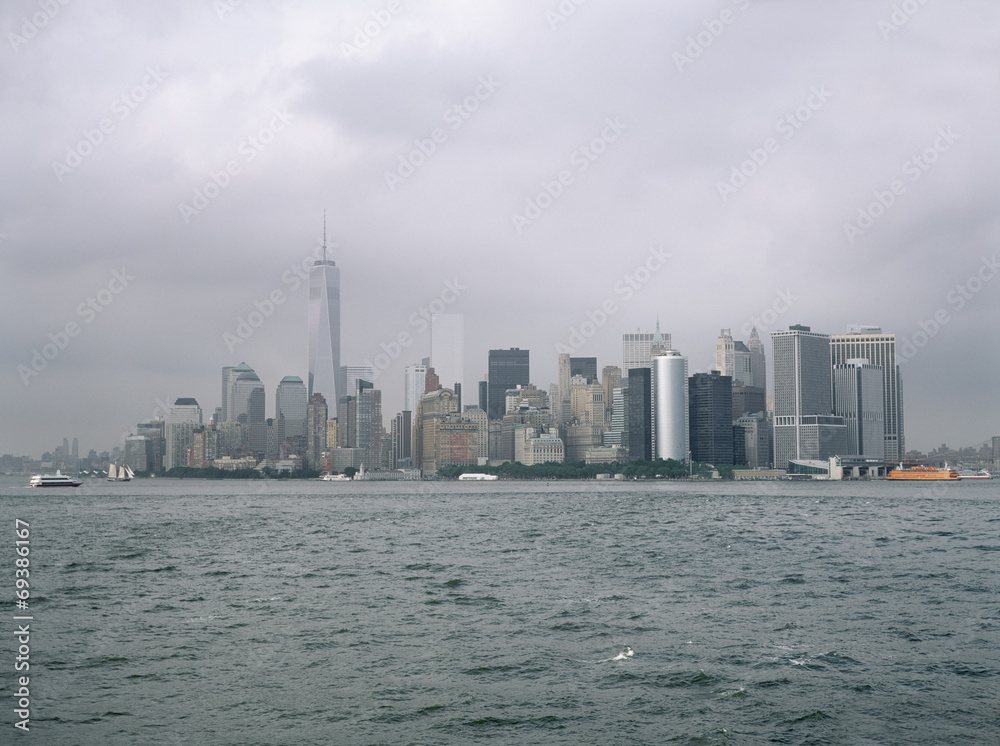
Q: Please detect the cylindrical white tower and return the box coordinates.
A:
[652,350,688,462]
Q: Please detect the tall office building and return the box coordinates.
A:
[627,368,652,461]
[391,411,412,469]
[403,364,428,415]
[772,325,846,469]
[651,350,688,462]
[341,366,375,403]
[735,412,772,468]
[464,406,489,462]
[424,367,440,395]
[356,382,383,470]
[570,357,598,383]
[716,329,754,386]
[415,388,460,473]
[604,387,628,448]
[430,313,464,401]
[718,329,766,418]
[223,362,254,421]
[123,435,151,474]
[231,368,264,437]
[602,365,622,425]
[487,348,529,419]
[307,221,341,404]
[246,387,267,457]
[622,322,671,375]
[716,329,735,381]
[747,327,767,390]
[556,353,572,425]
[275,376,308,441]
[165,398,203,471]
[832,359,885,459]
[337,395,357,448]
[305,393,328,471]
[829,327,904,461]
[689,371,733,465]
[136,420,165,473]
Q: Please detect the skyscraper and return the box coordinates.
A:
[341,365,375,402]
[832,359,885,459]
[556,353,572,425]
[231,369,264,432]
[356,382,383,470]
[403,363,428,415]
[718,328,767,418]
[275,376,307,453]
[651,350,688,462]
[487,348,529,419]
[391,410,412,469]
[747,327,767,390]
[430,313,464,401]
[772,325,846,469]
[223,362,254,421]
[569,357,598,383]
[689,371,733,465]
[165,398,202,471]
[622,322,671,375]
[602,365,622,426]
[305,393,328,471]
[829,327,904,461]
[246,387,267,457]
[626,368,652,461]
[307,220,341,405]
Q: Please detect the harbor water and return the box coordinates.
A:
[1,476,998,744]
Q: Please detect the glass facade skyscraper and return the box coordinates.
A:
[829,328,903,462]
[487,348,529,420]
[772,325,846,469]
[430,313,464,401]
[689,371,733,465]
[308,243,341,405]
[275,376,307,440]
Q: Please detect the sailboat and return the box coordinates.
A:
[107,463,134,482]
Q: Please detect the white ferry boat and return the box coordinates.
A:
[29,471,83,488]
[458,473,498,481]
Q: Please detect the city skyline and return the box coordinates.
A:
[3,2,998,457]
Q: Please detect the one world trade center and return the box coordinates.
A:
[307,221,341,405]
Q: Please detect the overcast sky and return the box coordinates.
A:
[2,0,998,458]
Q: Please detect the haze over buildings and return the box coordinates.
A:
[2,2,999,458]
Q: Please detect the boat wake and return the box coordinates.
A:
[599,646,634,663]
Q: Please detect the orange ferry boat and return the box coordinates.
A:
[887,465,960,481]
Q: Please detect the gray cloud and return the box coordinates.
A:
[2,0,998,457]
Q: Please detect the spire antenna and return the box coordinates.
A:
[322,209,328,262]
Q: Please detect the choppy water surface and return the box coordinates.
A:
[1,477,998,744]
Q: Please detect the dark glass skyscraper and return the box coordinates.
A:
[627,367,652,461]
[569,356,598,383]
[689,371,733,465]
[487,348,529,420]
